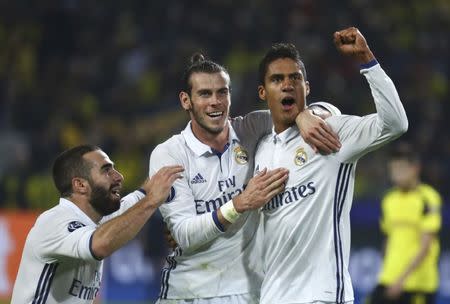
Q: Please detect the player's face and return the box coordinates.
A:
[183,72,231,136]
[388,159,419,190]
[258,58,309,133]
[84,150,124,216]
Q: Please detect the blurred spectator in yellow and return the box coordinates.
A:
[368,142,442,304]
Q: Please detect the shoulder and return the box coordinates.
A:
[418,184,442,206]
[151,134,186,158]
[30,205,91,243]
[381,188,398,204]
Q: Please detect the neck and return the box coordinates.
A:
[274,122,294,134]
[191,123,230,152]
[68,194,102,223]
[398,179,420,192]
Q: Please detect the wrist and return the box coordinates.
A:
[220,200,242,223]
[358,50,376,65]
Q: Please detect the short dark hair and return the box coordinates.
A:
[389,142,420,164]
[182,53,230,95]
[52,145,100,197]
[258,43,307,85]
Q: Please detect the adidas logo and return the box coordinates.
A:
[191,173,207,184]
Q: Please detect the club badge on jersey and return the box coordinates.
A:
[294,147,308,166]
[234,146,248,165]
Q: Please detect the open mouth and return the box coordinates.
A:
[111,186,121,198]
[281,97,295,108]
[207,111,224,118]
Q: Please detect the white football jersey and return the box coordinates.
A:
[149,111,272,300]
[256,63,407,304]
[11,198,102,304]
[11,190,145,304]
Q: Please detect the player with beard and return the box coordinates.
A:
[11,145,183,304]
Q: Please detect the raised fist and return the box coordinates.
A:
[333,27,375,64]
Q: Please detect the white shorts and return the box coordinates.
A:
[156,293,258,304]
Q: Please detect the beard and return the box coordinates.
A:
[89,182,121,216]
[190,103,227,135]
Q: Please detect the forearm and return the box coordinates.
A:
[101,190,145,223]
[170,211,224,251]
[396,233,433,284]
[362,63,408,137]
[92,196,159,259]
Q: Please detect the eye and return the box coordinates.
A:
[271,76,283,83]
[198,91,212,97]
[218,89,229,97]
[291,74,302,81]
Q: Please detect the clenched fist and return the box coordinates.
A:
[333,27,375,64]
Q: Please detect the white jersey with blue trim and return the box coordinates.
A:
[10,189,145,304]
[149,111,272,300]
[11,198,102,304]
[256,62,407,304]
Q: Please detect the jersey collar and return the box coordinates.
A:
[182,120,240,157]
[59,198,97,226]
[271,125,299,144]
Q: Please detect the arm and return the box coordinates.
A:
[233,109,340,155]
[385,233,435,299]
[151,145,288,251]
[296,101,342,154]
[327,27,408,162]
[217,168,288,229]
[91,165,183,259]
[100,189,146,223]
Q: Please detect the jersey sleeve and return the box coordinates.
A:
[421,186,442,233]
[31,215,99,262]
[231,110,272,147]
[99,190,146,224]
[327,63,408,163]
[149,143,224,252]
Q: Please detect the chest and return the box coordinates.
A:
[255,139,337,187]
[187,144,253,200]
[384,193,426,223]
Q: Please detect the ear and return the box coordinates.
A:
[258,85,266,101]
[180,91,192,111]
[305,81,310,97]
[72,177,89,195]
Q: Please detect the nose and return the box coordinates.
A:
[210,93,222,105]
[281,78,294,91]
[112,169,124,183]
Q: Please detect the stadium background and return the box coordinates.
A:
[0,0,448,303]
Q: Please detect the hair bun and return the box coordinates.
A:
[191,53,205,64]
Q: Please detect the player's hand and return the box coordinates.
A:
[333,27,375,64]
[233,168,288,213]
[141,165,184,207]
[385,281,403,300]
[296,109,340,154]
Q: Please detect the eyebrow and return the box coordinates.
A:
[100,163,114,170]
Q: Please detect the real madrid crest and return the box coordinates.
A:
[294,147,308,166]
[234,146,248,165]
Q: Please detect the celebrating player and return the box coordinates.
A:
[11,145,183,304]
[255,27,408,303]
[151,54,340,303]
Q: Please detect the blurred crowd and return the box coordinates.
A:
[0,0,449,210]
